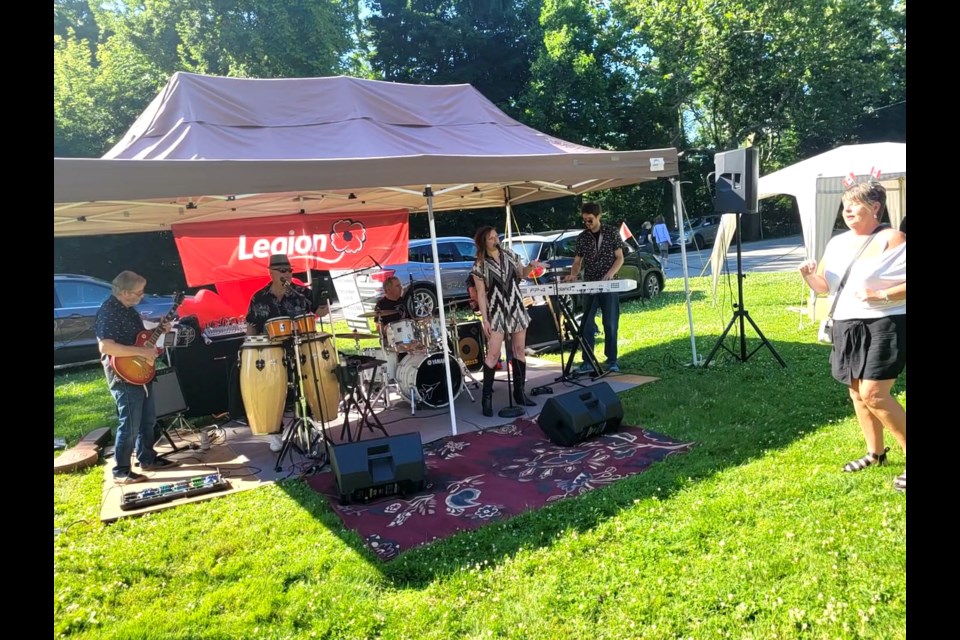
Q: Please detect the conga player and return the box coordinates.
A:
[244,253,329,451]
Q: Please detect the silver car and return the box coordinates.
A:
[355,236,477,317]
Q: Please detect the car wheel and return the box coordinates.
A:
[408,286,437,318]
[693,234,704,251]
[642,272,662,299]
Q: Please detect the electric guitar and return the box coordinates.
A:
[110,292,185,385]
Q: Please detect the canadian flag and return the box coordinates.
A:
[619,221,634,242]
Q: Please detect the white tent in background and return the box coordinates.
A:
[757,142,906,319]
[53,72,680,436]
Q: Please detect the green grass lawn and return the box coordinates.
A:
[54,272,906,639]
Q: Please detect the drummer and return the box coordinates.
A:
[372,276,409,342]
[244,253,329,452]
[245,253,329,336]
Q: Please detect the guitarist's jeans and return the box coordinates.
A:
[110,381,158,478]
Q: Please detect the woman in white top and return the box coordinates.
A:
[798,181,906,491]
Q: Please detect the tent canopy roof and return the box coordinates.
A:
[55,72,678,237]
[758,142,906,201]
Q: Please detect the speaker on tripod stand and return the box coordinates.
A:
[703,148,785,368]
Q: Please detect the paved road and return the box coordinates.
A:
[662,235,805,276]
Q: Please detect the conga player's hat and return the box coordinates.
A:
[269,254,292,270]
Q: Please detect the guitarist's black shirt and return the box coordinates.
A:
[95,294,146,388]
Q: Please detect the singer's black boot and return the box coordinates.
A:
[481,363,495,417]
[512,360,537,407]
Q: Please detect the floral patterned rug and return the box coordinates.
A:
[305,418,695,561]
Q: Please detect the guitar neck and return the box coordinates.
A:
[142,293,185,348]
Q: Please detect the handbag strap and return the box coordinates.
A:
[826,226,887,319]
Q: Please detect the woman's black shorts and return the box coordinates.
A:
[830,314,906,385]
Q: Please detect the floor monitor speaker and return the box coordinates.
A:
[152,367,188,418]
[537,382,624,446]
[328,432,427,504]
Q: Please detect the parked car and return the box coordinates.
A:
[502,230,665,300]
[54,274,181,366]
[670,214,722,251]
[355,237,477,317]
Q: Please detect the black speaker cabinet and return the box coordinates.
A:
[714,147,759,214]
[525,304,562,349]
[328,432,427,504]
[537,382,624,446]
[456,321,484,371]
[169,316,244,419]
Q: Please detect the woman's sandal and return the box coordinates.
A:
[893,470,906,492]
[842,446,891,472]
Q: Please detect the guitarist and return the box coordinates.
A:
[95,271,178,485]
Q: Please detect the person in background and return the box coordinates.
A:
[651,214,672,266]
[244,253,328,451]
[798,181,906,491]
[565,202,626,374]
[640,220,654,249]
[472,225,547,416]
[95,270,177,485]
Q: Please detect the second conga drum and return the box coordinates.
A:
[298,333,340,422]
[239,336,287,435]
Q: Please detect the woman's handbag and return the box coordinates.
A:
[818,230,883,344]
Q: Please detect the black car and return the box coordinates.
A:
[502,230,665,299]
[54,274,181,366]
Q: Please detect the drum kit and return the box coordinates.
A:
[362,305,478,411]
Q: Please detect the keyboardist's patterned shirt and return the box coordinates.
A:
[574,223,626,281]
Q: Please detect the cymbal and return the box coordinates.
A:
[358,309,399,318]
[334,332,379,340]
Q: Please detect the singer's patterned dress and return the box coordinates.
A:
[245,283,314,335]
[473,248,530,334]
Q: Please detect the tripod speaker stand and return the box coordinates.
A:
[703,214,786,368]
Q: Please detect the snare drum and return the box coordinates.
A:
[264,316,293,341]
[395,351,463,409]
[298,333,340,422]
[292,313,317,336]
[239,336,287,435]
[387,319,421,352]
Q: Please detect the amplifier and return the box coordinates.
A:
[170,316,243,418]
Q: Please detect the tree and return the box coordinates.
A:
[368,0,543,114]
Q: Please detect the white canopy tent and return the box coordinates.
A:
[757,142,906,319]
[53,72,680,435]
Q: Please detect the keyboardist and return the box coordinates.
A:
[564,202,626,373]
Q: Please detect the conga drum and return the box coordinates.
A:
[239,336,287,435]
[298,333,340,422]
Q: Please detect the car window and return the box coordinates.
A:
[436,242,458,263]
[453,241,476,261]
[55,281,111,308]
[556,237,579,258]
[410,245,434,263]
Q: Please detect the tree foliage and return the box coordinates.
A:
[54,0,905,275]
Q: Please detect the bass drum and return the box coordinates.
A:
[395,351,463,409]
[298,333,340,422]
[239,337,287,435]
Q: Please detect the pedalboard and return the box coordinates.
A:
[120,473,231,511]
